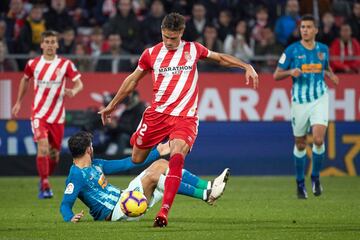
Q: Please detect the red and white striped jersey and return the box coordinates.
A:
[137,41,210,117]
[24,55,81,124]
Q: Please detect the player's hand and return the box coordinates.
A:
[98,105,115,125]
[71,210,84,223]
[329,73,339,85]
[157,141,170,156]
[290,68,302,77]
[64,88,75,98]
[11,102,21,117]
[245,64,259,89]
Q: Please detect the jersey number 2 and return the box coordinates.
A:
[139,123,148,136]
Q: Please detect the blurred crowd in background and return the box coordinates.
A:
[0,0,359,73]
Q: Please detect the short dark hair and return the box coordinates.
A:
[300,14,317,27]
[68,131,93,158]
[161,13,185,31]
[41,30,58,42]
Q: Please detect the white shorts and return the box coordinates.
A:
[111,170,164,221]
[291,92,329,137]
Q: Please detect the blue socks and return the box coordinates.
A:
[157,170,209,200]
[181,169,209,190]
[176,169,209,200]
[293,146,307,181]
[177,182,205,200]
[312,144,325,177]
[293,143,325,181]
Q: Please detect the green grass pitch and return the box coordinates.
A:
[0,176,359,240]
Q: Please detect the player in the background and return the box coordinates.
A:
[11,30,84,199]
[273,15,339,199]
[99,12,258,227]
[60,131,229,223]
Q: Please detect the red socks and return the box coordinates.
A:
[160,153,184,216]
[36,156,50,190]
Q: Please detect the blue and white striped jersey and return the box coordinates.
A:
[277,41,329,103]
[61,160,121,221]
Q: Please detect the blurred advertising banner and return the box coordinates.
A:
[1,73,359,121]
[0,120,359,176]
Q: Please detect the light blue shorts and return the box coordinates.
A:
[291,92,329,137]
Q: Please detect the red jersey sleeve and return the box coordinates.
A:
[194,42,210,60]
[24,60,34,79]
[65,60,81,81]
[137,49,151,71]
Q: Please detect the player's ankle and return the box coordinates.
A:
[159,205,169,216]
[41,178,50,190]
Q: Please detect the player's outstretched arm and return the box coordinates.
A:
[207,52,259,89]
[11,76,30,117]
[98,69,147,125]
[273,67,302,81]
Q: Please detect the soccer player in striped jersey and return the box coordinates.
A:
[60,131,229,223]
[99,12,258,227]
[12,30,84,199]
[273,15,339,199]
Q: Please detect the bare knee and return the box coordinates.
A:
[147,160,168,174]
[37,140,49,157]
[142,160,168,186]
[295,143,306,151]
[148,170,161,185]
[170,139,190,156]
[295,137,307,151]
[313,136,324,147]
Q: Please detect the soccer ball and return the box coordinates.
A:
[120,191,148,217]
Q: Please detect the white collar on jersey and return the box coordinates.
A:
[163,40,185,51]
[41,54,58,63]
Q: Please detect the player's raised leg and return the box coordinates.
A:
[155,168,230,203]
[311,124,326,196]
[294,136,308,199]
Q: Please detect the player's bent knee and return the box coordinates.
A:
[148,171,161,185]
[295,143,306,151]
[313,138,324,147]
[37,139,49,155]
[38,146,49,156]
[170,139,190,155]
[142,170,159,187]
[149,159,168,173]
[152,159,168,167]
